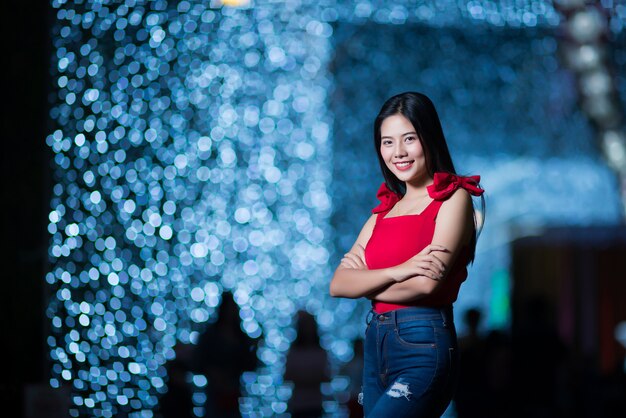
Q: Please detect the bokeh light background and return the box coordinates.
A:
[46,0,626,416]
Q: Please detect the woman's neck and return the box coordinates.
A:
[403,174,433,199]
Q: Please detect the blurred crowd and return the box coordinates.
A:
[157,296,626,418]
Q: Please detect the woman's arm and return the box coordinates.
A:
[329,215,447,299]
[367,189,474,303]
[329,214,394,298]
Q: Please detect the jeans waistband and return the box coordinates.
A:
[366,305,454,327]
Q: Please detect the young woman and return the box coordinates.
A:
[330,92,485,417]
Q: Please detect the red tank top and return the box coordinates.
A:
[364,173,484,313]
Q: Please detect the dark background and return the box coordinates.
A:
[1,1,52,417]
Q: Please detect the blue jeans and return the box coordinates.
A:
[362,306,458,417]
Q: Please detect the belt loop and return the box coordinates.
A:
[366,309,374,326]
[393,309,399,329]
[440,307,448,328]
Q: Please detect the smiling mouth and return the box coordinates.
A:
[394,161,414,171]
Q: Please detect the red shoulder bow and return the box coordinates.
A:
[371,182,401,214]
[427,172,484,201]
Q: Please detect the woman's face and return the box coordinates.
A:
[379,113,428,183]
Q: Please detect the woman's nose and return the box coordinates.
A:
[394,143,407,157]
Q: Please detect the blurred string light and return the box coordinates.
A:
[221,0,251,7]
[46,0,625,417]
[189,374,207,417]
[554,0,626,217]
[48,0,332,415]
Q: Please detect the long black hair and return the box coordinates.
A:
[373,92,485,264]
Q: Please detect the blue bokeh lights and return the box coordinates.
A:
[48,0,335,415]
[47,0,625,417]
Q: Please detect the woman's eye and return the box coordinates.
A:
[405,136,415,142]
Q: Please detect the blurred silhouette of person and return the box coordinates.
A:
[455,308,514,418]
[160,357,194,418]
[513,296,567,418]
[483,330,513,418]
[454,308,488,418]
[160,343,195,418]
[193,292,258,418]
[592,325,626,418]
[284,311,330,418]
[339,338,365,418]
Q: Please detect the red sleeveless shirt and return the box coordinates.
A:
[364,173,484,313]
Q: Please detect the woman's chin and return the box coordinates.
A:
[394,171,431,185]
[391,170,417,182]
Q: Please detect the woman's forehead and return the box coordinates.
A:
[381,114,416,137]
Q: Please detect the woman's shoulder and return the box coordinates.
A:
[439,187,473,210]
[363,213,378,228]
[433,175,479,226]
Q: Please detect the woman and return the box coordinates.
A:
[330,92,485,417]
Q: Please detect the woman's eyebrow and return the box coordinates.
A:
[381,131,417,139]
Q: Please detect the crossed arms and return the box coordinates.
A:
[329,189,473,304]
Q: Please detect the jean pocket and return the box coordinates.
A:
[394,321,437,348]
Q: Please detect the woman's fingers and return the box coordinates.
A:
[416,263,441,280]
[345,252,364,265]
[418,244,448,255]
[393,249,448,282]
[400,265,437,281]
[411,258,445,279]
[411,254,446,274]
[342,252,366,269]
[340,258,358,269]
[430,253,446,273]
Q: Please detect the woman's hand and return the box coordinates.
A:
[388,244,448,283]
[340,244,367,270]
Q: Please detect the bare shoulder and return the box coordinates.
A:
[434,189,474,244]
[438,188,473,217]
[363,213,378,228]
[358,213,378,238]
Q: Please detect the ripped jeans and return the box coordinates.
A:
[362,306,458,418]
